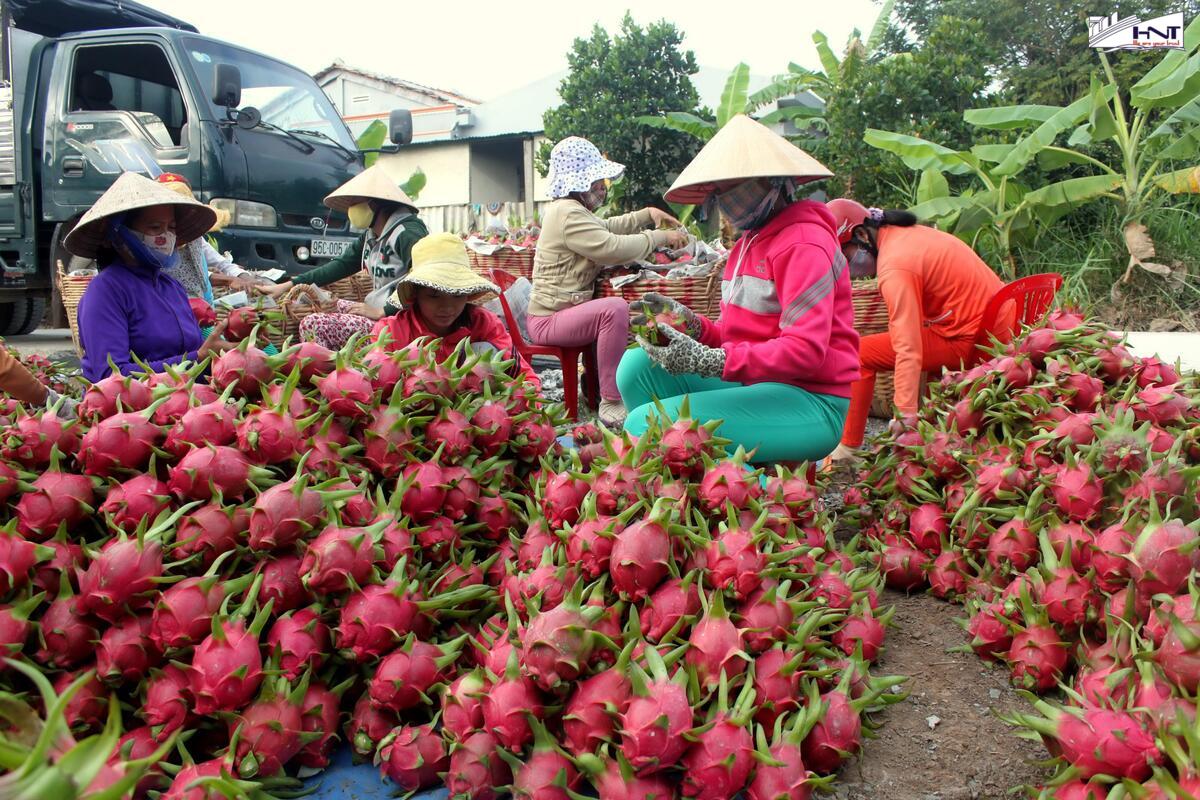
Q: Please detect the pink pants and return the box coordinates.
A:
[527,298,629,401]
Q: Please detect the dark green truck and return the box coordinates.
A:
[0,0,411,334]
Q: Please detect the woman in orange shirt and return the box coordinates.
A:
[828,199,1003,460]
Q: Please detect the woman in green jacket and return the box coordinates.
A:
[259,165,428,349]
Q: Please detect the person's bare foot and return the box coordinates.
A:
[828,443,859,463]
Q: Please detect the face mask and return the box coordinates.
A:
[576,184,607,212]
[717,180,783,231]
[134,229,176,257]
[348,202,375,230]
[848,246,877,278]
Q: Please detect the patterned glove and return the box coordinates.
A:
[629,292,701,338]
[637,323,726,378]
[45,388,79,418]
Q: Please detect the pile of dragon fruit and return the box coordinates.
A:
[0,331,902,799]
[845,311,1200,798]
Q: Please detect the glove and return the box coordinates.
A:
[637,323,726,378]
[629,292,701,338]
[45,388,79,418]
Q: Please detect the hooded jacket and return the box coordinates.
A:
[78,259,204,382]
[697,200,859,397]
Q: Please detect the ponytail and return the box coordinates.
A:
[860,209,918,231]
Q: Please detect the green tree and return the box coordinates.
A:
[889,0,1200,106]
[540,13,703,211]
[819,15,993,205]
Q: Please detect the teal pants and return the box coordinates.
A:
[616,348,850,464]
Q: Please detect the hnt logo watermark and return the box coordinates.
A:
[1088,11,1185,50]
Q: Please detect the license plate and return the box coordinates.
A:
[311,238,352,258]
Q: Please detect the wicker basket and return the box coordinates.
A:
[57,260,94,356]
[467,249,535,281]
[594,270,722,319]
[850,278,898,418]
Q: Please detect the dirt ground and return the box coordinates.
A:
[833,590,1050,800]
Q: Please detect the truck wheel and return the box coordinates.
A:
[13,298,47,335]
[0,299,31,337]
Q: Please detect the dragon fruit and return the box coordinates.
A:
[259,555,311,613]
[300,525,378,594]
[347,692,400,759]
[620,644,693,775]
[247,476,327,551]
[642,575,702,643]
[189,583,273,715]
[562,643,633,756]
[141,664,192,735]
[211,344,273,397]
[78,532,166,623]
[609,502,672,601]
[442,669,487,743]
[97,613,160,683]
[98,473,171,533]
[697,451,762,513]
[377,723,449,792]
[227,680,307,778]
[1008,699,1162,780]
[370,635,466,713]
[3,407,79,467]
[297,681,345,769]
[173,502,250,564]
[168,445,269,501]
[1008,623,1069,692]
[267,607,331,679]
[77,411,161,476]
[520,585,609,691]
[14,457,96,539]
[80,373,152,420]
[164,399,238,456]
[445,731,512,800]
[680,676,756,800]
[686,591,747,691]
[0,529,44,595]
[34,580,97,669]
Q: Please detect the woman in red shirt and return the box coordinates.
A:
[372,233,539,388]
[828,199,1004,460]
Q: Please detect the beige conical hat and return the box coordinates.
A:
[324,165,419,213]
[664,114,833,204]
[63,172,219,259]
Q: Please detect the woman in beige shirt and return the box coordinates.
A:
[528,137,686,427]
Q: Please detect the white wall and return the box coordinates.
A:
[377,143,470,207]
[470,142,522,204]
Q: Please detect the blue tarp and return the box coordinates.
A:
[304,745,448,800]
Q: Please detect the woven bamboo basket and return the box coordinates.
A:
[594,270,723,319]
[850,278,897,418]
[467,249,535,281]
[57,260,94,357]
[270,272,375,345]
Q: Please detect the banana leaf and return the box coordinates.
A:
[1146,92,1200,158]
[863,129,974,175]
[1070,74,1118,146]
[865,0,896,54]
[908,194,978,220]
[813,31,841,84]
[1023,174,1123,207]
[1129,52,1200,109]
[1130,14,1200,106]
[1036,147,1098,171]
[757,105,825,126]
[963,104,1063,130]
[356,120,387,168]
[971,144,1016,163]
[915,168,949,204]
[717,64,751,127]
[637,112,717,142]
[1154,165,1200,193]
[991,91,1105,177]
[400,169,426,201]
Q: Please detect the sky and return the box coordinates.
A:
[139,0,885,102]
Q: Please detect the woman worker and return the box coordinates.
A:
[258,164,428,349]
[373,233,538,387]
[825,198,1005,461]
[619,115,859,464]
[528,136,688,427]
[68,172,233,382]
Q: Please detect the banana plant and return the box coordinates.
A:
[865,12,1200,283]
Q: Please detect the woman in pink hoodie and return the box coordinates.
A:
[618,116,859,463]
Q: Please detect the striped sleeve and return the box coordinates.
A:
[720,242,841,386]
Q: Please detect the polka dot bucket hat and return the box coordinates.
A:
[546,137,626,199]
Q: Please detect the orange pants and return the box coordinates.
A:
[841,330,977,447]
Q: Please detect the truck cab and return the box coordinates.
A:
[0,0,405,335]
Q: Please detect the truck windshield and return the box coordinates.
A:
[182,37,356,151]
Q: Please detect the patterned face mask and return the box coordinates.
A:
[716,179,784,231]
[575,183,608,211]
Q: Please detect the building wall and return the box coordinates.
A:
[377,143,470,207]
[469,141,522,204]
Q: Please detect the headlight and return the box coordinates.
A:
[296,246,311,262]
[209,198,278,228]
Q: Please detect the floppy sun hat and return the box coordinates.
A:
[664,114,832,204]
[396,233,500,306]
[546,137,625,199]
[63,171,218,259]
[324,164,419,214]
[156,173,231,233]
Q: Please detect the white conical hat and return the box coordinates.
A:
[324,165,419,213]
[63,172,218,258]
[664,114,833,204]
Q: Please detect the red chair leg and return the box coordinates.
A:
[560,354,580,421]
[583,347,600,411]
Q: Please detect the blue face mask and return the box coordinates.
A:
[107,213,180,271]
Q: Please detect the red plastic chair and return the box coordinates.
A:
[969,272,1064,364]
[489,269,600,421]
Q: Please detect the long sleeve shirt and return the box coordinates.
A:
[875,225,1004,413]
[696,200,859,398]
[529,201,672,316]
[202,241,248,277]
[0,346,47,404]
[78,259,204,382]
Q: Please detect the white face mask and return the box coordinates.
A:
[135,229,177,257]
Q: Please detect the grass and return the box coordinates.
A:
[1008,199,1200,331]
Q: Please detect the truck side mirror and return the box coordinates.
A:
[213,64,242,109]
[388,109,413,146]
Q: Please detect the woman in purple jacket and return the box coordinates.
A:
[65,172,233,382]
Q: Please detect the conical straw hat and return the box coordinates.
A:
[324,165,419,213]
[664,114,833,204]
[63,172,218,259]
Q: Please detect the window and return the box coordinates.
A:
[69,43,187,147]
[352,94,370,104]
